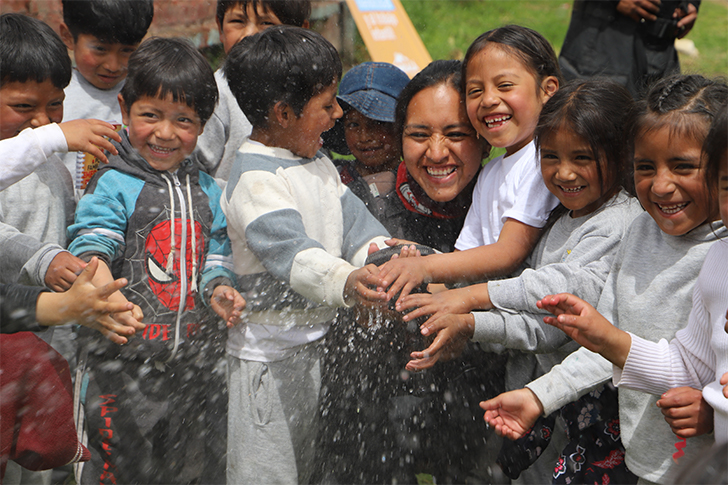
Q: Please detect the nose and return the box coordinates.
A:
[242,24,263,38]
[555,162,577,182]
[103,53,122,73]
[332,100,343,121]
[29,109,51,128]
[651,167,676,196]
[155,120,175,140]
[480,85,499,109]
[426,134,449,162]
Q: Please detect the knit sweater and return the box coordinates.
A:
[527,214,724,483]
[616,238,728,445]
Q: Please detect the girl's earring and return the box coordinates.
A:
[476,132,480,140]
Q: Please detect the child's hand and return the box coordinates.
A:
[59,119,121,164]
[376,257,430,305]
[537,293,632,368]
[721,372,728,399]
[480,388,544,441]
[406,313,474,371]
[397,287,475,324]
[211,285,246,328]
[344,264,387,306]
[389,244,421,260]
[38,257,145,344]
[45,251,87,291]
[657,387,714,438]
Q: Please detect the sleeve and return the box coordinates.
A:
[67,170,143,264]
[194,105,228,175]
[198,173,237,301]
[501,158,558,229]
[614,281,713,394]
[526,346,613,415]
[454,167,487,251]
[0,220,64,288]
[488,233,618,314]
[0,283,48,333]
[339,189,390,267]
[225,166,359,308]
[0,124,68,191]
[472,309,575,354]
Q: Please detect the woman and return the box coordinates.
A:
[318,60,498,484]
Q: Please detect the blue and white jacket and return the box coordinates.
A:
[222,141,389,362]
[68,130,236,361]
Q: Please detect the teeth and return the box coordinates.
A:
[561,186,584,193]
[150,144,174,154]
[426,166,456,177]
[657,202,688,214]
[485,115,511,128]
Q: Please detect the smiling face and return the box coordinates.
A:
[540,126,609,218]
[633,124,713,236]
[343,109,400,174]
[62,30,136,90]
[0,80,64,140]
[465,44,557,156]
[284,83,343,159]
[218,3,283,54]
[402,83,487,203]
[120,93,203,172]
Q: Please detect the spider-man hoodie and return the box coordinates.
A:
[68,130,236,362]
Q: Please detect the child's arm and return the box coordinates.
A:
[34,257,144,344]
[480,387,545,441]
[657,387,714,438]
[377,218,542,304]
[58,119,121,164]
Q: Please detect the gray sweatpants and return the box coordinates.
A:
[227,343,321,484]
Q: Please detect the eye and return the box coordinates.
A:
[466,87,482,97]
[445,131,470,140]
[498,82,514,89]
[634,160,654,172]
[92,45,108,53]
[675,162,699,171]
[540,152,558,160]
[405,130,429,140]
[575,154,594,162]
[10,103,34,111]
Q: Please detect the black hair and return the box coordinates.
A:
[224,25,341,128]
[0,13,72,89]
[120,37,218,125]
[62,0,153,45]
[394,60,463,145]
[536,78,636,197]
[633,75,728,206]
[704,103,727,207]
[462,24,563,89]
[216,0,310,28]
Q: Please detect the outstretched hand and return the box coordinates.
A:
[345,264,387,306]
[376,257,430,306]
[59,118,121,164]
[397,286,477,324]
[211,285,246,328]
[480,388,544,441]
[537,293,631,368]
[657,387,714,438]
[406,312,473,371]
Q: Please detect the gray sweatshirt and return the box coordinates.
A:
[473,191,643,386]
[526,213,724,483]
[194,68,252,179]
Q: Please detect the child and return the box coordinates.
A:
[482,75,728,484]
[377,25,561,303]
[0,13,123,300]
[220,26,390,483]
[59,0,154,188]
[67,37,244,484]
[331,61,410,230]
[195,0,311,177]
[399,78,644,482]
[537,104,728,444]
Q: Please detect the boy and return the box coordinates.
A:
[60,0,154,188]
[195,0,311,178]
[332,61,409,229]
[67,37,244,485]
[221,26,390,484]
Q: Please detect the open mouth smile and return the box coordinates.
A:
[149,144,176,156]
[426,166,456,178]
[560,185,585,194]
[484,115,512,129]
[656,202,689,214]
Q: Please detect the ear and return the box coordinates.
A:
[301,20,310,29]
[540,76,559,103]
[272,101,293,128]
[118,94,130,127]
[215,16,223,35]
[59,23,75,51]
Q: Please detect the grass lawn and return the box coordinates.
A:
[396,0,727,78]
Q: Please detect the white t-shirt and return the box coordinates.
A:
[455,141,557,250]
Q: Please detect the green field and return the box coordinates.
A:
[395,0,728,78]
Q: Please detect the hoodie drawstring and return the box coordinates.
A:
[164,176,176,274]
[186,174,198,294]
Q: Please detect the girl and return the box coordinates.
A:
[482,75,728,484]
[376,25,561,302]
[538,104,728,444]
[402,78,644,482]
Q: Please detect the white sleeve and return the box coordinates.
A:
[0,124,68,191]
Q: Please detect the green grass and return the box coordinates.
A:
[396,0,727,78]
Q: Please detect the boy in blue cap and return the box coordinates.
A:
[329,62,410,230]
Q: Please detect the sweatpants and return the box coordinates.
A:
[227,343,321,485]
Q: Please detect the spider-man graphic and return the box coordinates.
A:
[145,218,205,311]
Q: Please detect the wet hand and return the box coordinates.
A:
[376,257,430,305]
[212,285,246,328]
[406,313,474,371]
[345,264,387,305]
[398,287,475,323]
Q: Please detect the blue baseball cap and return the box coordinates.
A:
[337,62,410,123]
